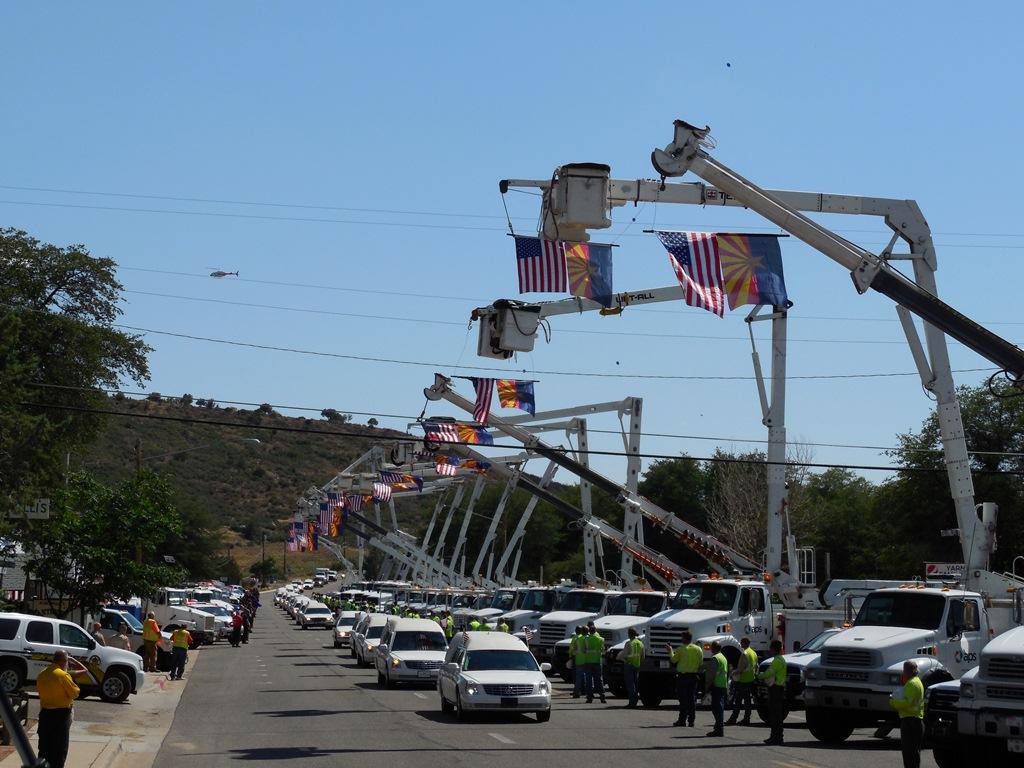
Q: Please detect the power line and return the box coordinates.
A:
[25,399,1024,475]
[30,381,1024,458]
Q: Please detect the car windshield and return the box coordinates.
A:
[517,590,555,612]
[559,592,607,612]
[196,605,229,616]
[305,608,332,615]
[392,631,447,651]
[366,626,385,639]
[336,617,356,627]
[490,591,516,611]
[118,613,143,632]
[606,594,665,617]
[670,583,737,611]
[464,650,539,672]
[854,594,946,630]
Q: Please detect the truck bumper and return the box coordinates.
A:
[959,709,1024,742]
[803,685,895,721]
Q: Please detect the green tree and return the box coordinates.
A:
[0,228,149,515]
[18,471,182,618]
[250,557,280,584]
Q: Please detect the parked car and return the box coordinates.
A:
[96,608,176,668]
[0,612,144,703]
[375,618,448,688]
[438,631,552,722]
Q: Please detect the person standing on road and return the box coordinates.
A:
[622,627,644,708]
[230,610,243,647]
[444,613,455,642]
[570,626,587,699]
[759,639,787,745]
[585,622,606,704]
[170,626,193,680]
[468,618,481,631]
[142,612,161,673]
[727,637,757,726]
[497,619,510,633]
[666,631,702,727]
[706,641,728,737]
[90,622,107,646]
[109,622,132,651]
[890,660,925,768]
[37,650,87,768]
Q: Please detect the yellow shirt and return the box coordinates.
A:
[143,618,161,642]
[37,664,80,710]
[171,628,192,649]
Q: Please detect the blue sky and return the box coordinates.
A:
[2,2,1022,488]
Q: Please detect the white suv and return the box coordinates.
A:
[0,613,145,703]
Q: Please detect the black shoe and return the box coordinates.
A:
[740,718,751,726]
[600,698,607,704]
[725,717,738,726]
[687,721,694,728]
[673,719,685,726]
[586,698,593,703]
[707,729,724,737]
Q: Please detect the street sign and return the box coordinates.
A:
[939,528,961,538]
[7,499,49,519]
[925,562,965,578]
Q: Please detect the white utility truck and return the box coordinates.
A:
[144,587,217,645]
[531,588,620,674]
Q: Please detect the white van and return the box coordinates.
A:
[375,617,448,687]
[0,613,145,703]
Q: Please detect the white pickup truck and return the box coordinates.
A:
[803,585,990,743]
[925,621,1024,767]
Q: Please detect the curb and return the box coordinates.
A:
[92,737,123,768]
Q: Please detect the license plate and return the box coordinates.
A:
[1008,716,1022,730]
[417,670,432,678]
[659,660,669,669]
[1008,739,1024,754]
[500,697,518,707]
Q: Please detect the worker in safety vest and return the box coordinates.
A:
[142,612,161,673]
[169,626,193,680]
[706,641,728,737]
[497,620,510,633]
[727,637,757,726]
[666,630,702,727]
[584,622,606,704]
[622,627,644,708]
[759,639,787,745]
[890,660,925,768]
[569,626,588,698]
[468,618,482,631]
[444,614,455,640]
[479,619,493,632]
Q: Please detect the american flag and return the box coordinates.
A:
[318,502,331,535]
[523,626,535,644]
[515,236,567,293]
[435,455,459,477]
[471,378,495,424]
[462,630,470,644]
[423,420,460,444]
[379,471,404,484]
[345,493,363,513]
[372,482,393,502]
[656,231,726,317]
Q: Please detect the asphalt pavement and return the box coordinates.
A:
[152,604,938,768]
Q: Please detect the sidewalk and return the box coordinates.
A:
[0,651,197,768]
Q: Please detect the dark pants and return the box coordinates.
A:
[730,680,754,722]
[586,663,605,701]
[624,666,640,706]
[767,685,785,743]
[171,647,187,679]
[900,717,923,768]
[710,686,726,732]
[572,663,587,697]
[38,707,72,768]
[676,673,697,725]
[230,626,241,646]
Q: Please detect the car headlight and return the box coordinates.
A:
[463,683,478,696]
[391,658,401,667]
[960,682,974,699]
[366,645,375,653]
[805,668,820,680]
[888,674,903,686]
[537,680,550,693]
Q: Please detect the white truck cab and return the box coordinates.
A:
[495,587,561,637]
[531,589,620,671]
[802,585,990,744]
[146,588,217,645]
[459,589,518,630]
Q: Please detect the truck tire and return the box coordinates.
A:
[0,661,25,694]
[99,670,131,703]
[639,679,663,709]
[931,746,962,768]
[806,707,854,743]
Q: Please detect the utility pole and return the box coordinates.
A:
[261,533,266,586]
[134,438,142,476]
[282,538,287,577]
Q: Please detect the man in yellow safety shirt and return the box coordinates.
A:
[569,626,588,698]
[497,619,510,633]
[890,660,924,768]
[479,619,493,632]
[142,612,161,673]
[759,639,787,745]
[727,637,758,726]
[666,630,702,727]
[444,613,455,641]
[706,641,729,737]
[622,627,644,708]
[170,626,193,680]
[585,622,606,704]
[468,618,481,631]
[37,650,88,768]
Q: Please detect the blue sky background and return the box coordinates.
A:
[2,2,1022,487]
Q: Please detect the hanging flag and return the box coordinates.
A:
[460,459,492,473]
[435,454,460,477]
[496,379,536,415]
[318,502,331,536]
[655,231,725,317]
[345,493,363,513]
[293,521,307,551]
[373,482,393,502]
[470,378,495,424]
[286,523,298,552]
[307,522,318,551]
[423,420,494,446]
[379,471,425,491]
[565,242,613,307]
[515,236,567,293]
[456,423,494,446]
[717,233,788,309]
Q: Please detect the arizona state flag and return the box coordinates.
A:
[718,234,788,309]
[497,379,536,415]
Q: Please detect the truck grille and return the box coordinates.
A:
[926,688,959,714]
[597,630,619,644]
[986,685,1024,701]
[647,626,685,657]
[539,622,567,647]
[405,660,443,670]
[822,648,874,668]
[825,669,869,682]
[483,684,534,696]
[986,656,1024,681]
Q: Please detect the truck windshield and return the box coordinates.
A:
[452,595,475,609]
[671,583,737,612]
[607,594,665,617]
[559,592,607,613]
[464,650,539,672]
[855,593,946,630]
[490,591,516,611]
[517,590,555,612]
[392,631,447,651]
[118,613,143,632]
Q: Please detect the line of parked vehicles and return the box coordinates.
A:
[286,575,1024,763]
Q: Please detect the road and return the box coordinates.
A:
[153,603,938,768]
